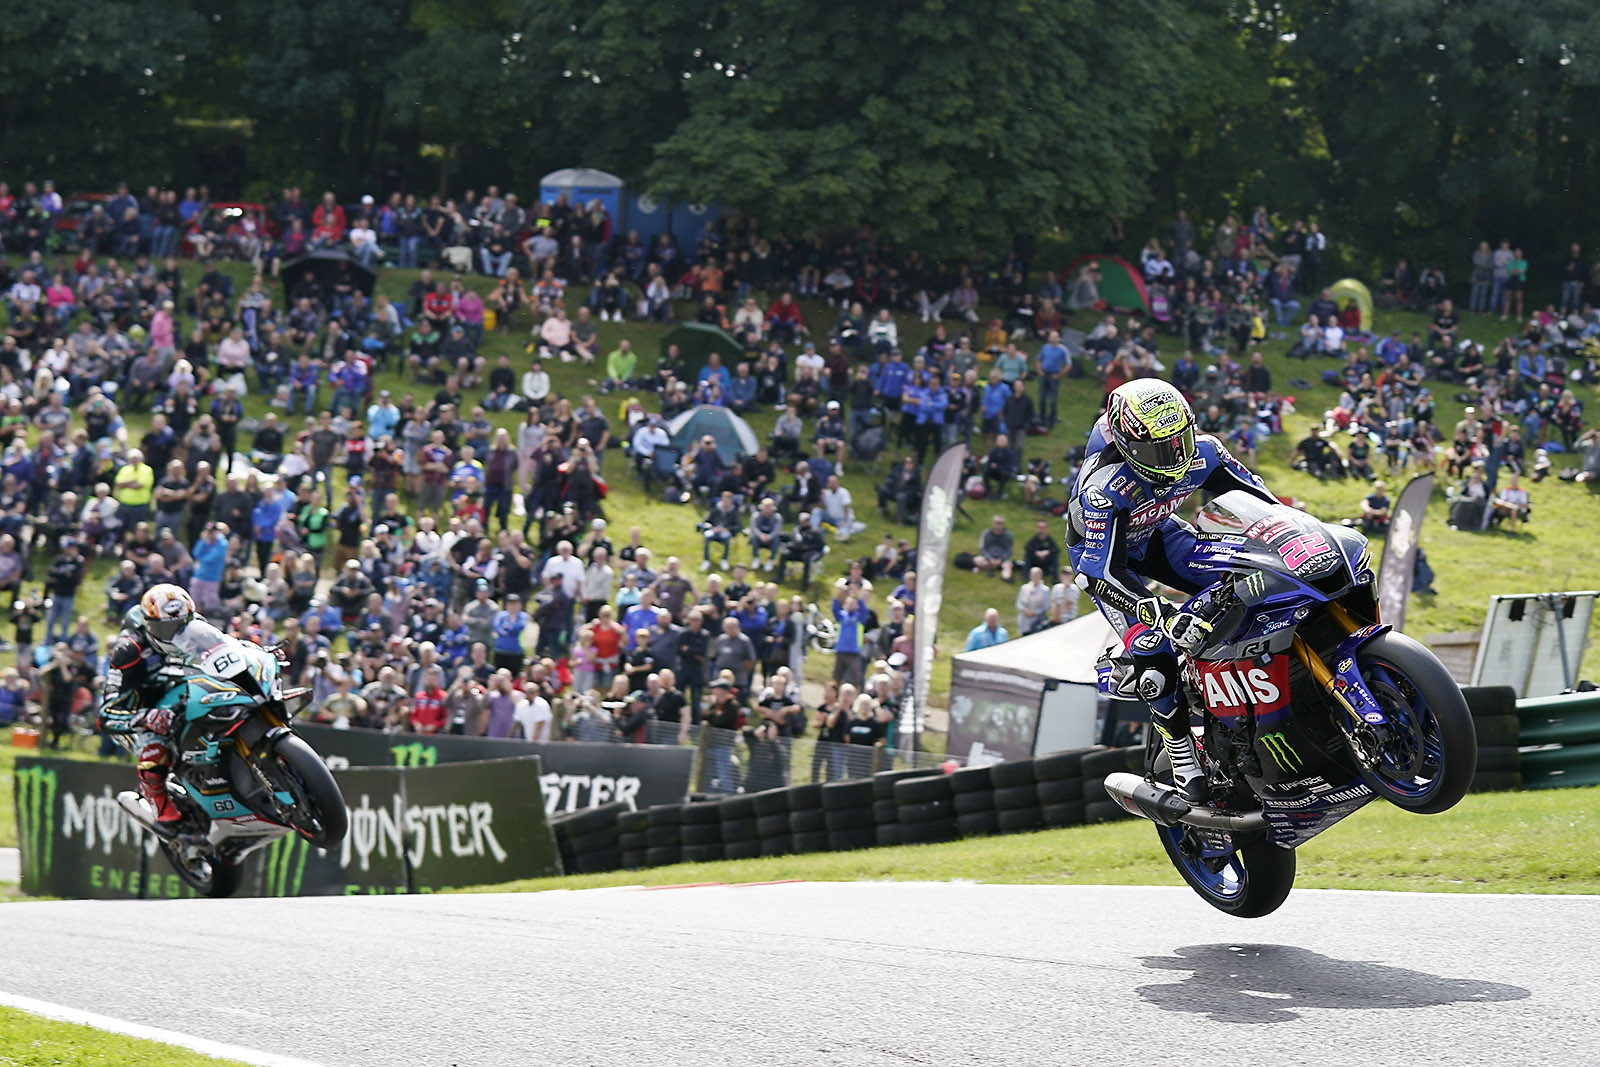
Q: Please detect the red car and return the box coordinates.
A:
[52,192,112,233]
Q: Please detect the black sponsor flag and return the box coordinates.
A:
[1376,472,1433,630]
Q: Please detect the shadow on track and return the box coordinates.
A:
[1135,944,1531,1023]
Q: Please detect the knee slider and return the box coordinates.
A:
[1136,668,1170,703]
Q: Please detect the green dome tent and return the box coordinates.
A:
[1063,254,1151,316]
[660,322,744,385]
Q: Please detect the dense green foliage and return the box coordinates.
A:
[4,1,1597,262]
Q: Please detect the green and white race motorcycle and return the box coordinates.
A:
[116,622,347,897]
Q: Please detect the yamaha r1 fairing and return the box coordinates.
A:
[1101,491,1476,917]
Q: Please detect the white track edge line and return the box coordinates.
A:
[0,990,333,1067]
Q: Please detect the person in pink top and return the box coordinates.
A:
[453,284,485,347]
[149,300,176,360]
[538,306,577,362]
[45,273,76,320]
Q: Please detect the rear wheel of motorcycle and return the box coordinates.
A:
[1345,632,1477,815]
[1157,826,1296,919]
[266,735,349,848]
[159,841,243,899]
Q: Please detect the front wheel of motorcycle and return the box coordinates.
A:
[261,734,349,848]
[159,841,243,898]
[1343,631,1477,815]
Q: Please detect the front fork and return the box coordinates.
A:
[1291,602,1392,730]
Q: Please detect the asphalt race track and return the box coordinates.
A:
[4,883,1594,1066]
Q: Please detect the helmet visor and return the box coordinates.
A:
[1125,424,1196,481]
[146,615,189,643]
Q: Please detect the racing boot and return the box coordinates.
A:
[137,743,182,824]
[1154,721,1209,805]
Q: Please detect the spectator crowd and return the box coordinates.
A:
[1,176,1597,791]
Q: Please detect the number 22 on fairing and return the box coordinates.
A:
[1277,532,1330,570]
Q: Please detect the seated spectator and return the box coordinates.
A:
[817,473,864,540]
[877,455,922,525]
[775,511,827,587]
[982,433,1019,499]
[972,515,1015,581]
[747,497,784,570]
[813,400,847,464]
[1293,427,1344,479]
[1359,481,1392,533]
[699,490,742,571]
[1489,473,1530,529]
[963,608,1009,651]
[1447,466,1489,530]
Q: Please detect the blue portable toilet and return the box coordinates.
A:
[539,167,625,245]
[624,190,720,254]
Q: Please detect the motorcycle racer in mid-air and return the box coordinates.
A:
[97,584,200,824]
[1066,380,1279,803]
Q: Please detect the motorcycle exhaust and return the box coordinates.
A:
[115,791,206,844]
[1102,773,1268,834]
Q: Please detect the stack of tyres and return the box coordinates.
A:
[718,794,762,860]
[872,768,937,846]
[1082,747,1141,823]
[950,764,997,836]
[894,771,956,843]
[618,809,652,869]
[821,779,877,852]
[787,782,829,853]
[1033,747,1094,828]
[1465,685,1522,792]
[645,803,685,867]
[678,801,723,863]
[990,758,1043,833]
[752,788,793,856]
[552,801,629,874]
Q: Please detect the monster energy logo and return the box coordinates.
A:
[262,833,311,896]
[1259,732,1304,773]
[15,765,58,881]
[390,742,438,768]
[1241,571,1267,600]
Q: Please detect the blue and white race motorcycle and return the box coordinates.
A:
[116,622,347,897]
[1102,491,1476,917]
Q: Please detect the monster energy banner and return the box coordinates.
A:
[13,754,561,900]
[1376,472,1433,630]
[911,444,967,720]
[294,722,694,813]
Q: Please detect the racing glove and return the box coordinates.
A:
[1162,611,1214,655]
[140,705,175,736]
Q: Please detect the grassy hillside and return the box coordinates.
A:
[15,256,1600,695]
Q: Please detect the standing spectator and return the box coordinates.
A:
[831,593,868,689]
[1490,239,1513,317]
[964,608,1009,651]
[190,523,228,615]
[1561,243,1586,315]
[1015,567,1051,635]
[491,594,529,673]
[1469,241,1494,313]
[712,615,757,691]
[1036,330,1068,428]
[45,538,86,644]
[1504,246,1527,323]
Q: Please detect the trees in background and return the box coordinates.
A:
[3,0,1599,265]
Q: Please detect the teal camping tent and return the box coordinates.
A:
[666,405,760,464]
